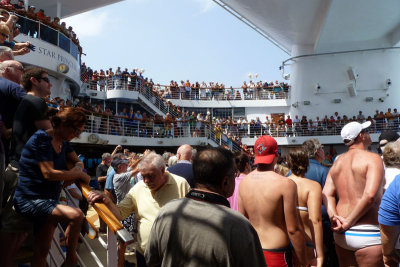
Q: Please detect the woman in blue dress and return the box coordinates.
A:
[13,107,90,267]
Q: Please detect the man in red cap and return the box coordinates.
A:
[238,135,307,267]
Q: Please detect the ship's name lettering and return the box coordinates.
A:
[37,47,78,71]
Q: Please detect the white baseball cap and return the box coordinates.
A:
[341,121,371,146]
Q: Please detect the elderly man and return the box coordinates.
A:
[302,138,329,187]
[0,60,25,142]
[323,121,384,266]
[145,147,266,267]
[378,142,400,266]
[0,60,26,208]
[167,144,194,187]
[88,152,190,267]
[302,138,337,266]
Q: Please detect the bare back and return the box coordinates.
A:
[328,149,384,225]
[239,169,299,249]
[289,176,321,241]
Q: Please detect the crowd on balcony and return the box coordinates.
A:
[45,96,400,157]
[80,63,290,101]
[0,0,82,53]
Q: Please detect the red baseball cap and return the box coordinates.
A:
[254,135,278,165]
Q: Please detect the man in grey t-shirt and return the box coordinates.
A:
[111,156,138,203]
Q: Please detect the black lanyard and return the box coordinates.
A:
[186,189,230,208]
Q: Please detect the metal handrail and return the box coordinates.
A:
[83,112,399,140]
[48,183,134,267]
[11,12,80,59]
[82,72,290,101]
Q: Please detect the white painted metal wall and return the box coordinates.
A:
[289,48,400,119]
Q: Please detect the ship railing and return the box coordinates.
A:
[158,85,290,101]
[137,84,179,117]
[48,183,134,267]
[84,112,399,140]
[82,76,290,101]
[86,115,396,139]
[242,120,399,137]
[83,112,243,151]
[12,12,80,60]
[81,74,179,117]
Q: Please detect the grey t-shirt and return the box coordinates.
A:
[146,198,266,267]
[113,171,133,203]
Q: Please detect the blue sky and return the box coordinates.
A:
[63,0,288,87]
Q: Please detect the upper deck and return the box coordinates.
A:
[23,0,124,18]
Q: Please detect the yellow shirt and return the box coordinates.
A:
[118,172,190,254]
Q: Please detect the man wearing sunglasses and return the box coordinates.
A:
[323,121,384,266]
[1,68,52,264]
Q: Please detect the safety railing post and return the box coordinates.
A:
[107,116,110,135]
[91,113,94,133]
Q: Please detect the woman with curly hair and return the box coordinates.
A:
[13,107,90,267]
[287,147,324,267]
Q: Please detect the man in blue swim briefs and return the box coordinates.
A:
[323,121,384,266]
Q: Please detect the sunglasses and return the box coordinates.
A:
[0,32,8,38]
[39,77,50,83]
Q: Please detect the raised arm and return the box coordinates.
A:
[111,145,122,157]
[307,182,324,267]
[283,179,307,265]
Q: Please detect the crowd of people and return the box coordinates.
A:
[89,125,400,267]
[2,8,400,264]
[46,94,400,157]
[12,121,396,267]
[0,0,82,53]
[80,63,290,101]
[2,46,400,266]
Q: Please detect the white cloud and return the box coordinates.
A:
[62,11,109,37]
[193,0,215,13]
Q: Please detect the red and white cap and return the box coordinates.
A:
[254,135,278,165]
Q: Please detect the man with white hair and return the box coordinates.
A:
[88,152,190,267]
[0,46,13,62]
[0,59,26,212]
[167,144,194,187]
[323,121,384,266]
[378,130,400,189]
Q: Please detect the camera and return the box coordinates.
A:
[27,43,36,51]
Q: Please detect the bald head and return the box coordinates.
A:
[0,60,23,84]
[177,144,192,161]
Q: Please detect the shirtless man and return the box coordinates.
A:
[322,121,384,267]
[239,135,307,266]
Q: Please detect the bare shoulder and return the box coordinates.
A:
[353,149,383,167]
[280,175,297,190]
[364,150,383,162]
[302,178,321,191]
